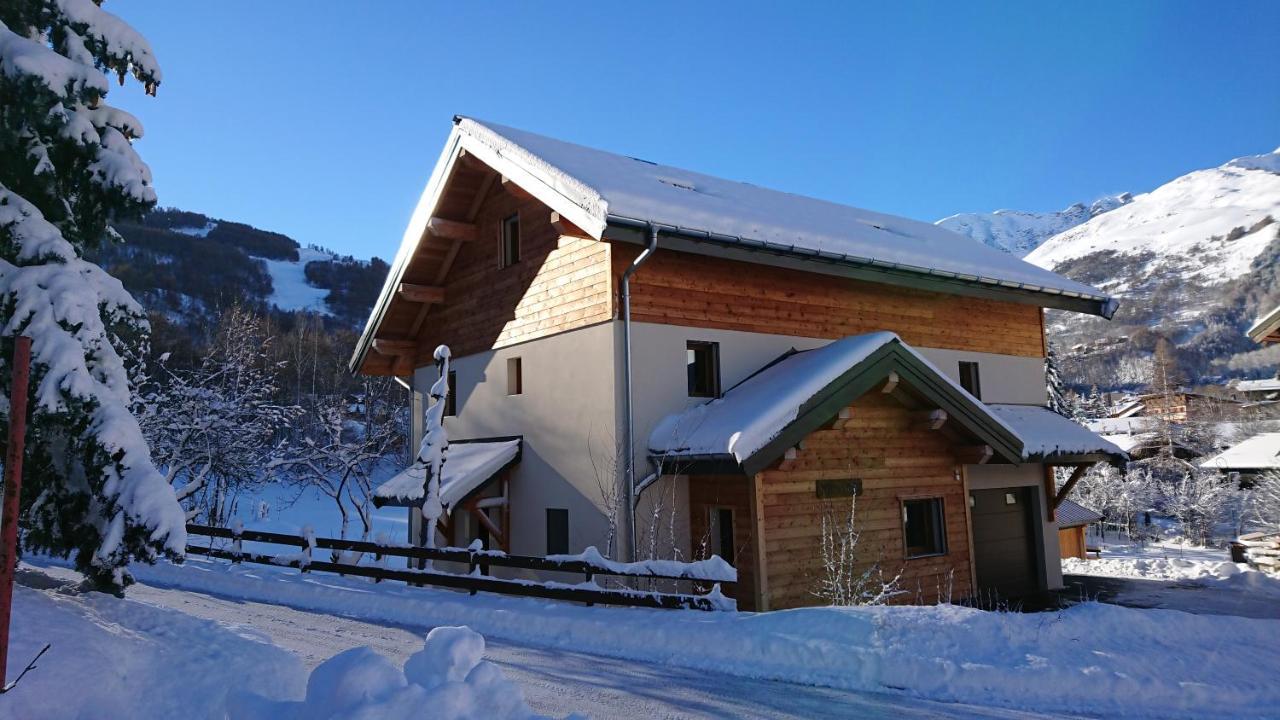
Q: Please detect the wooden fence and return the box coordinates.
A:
[185,524,734,611]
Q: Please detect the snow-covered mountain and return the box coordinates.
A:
[936,194,1133,256]
[1018,148,1280,389]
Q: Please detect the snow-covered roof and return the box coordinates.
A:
[987,405,1127,463]
[1056,499,1104,528]
[649,333,1025,473]
[1248,305,1280,344]
[1199,433,1280,472]
[374,439,520,508]
[457,118,1114,311]
[1235,377,1280,394]
[1087,416,1157,435]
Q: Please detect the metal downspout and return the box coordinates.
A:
[622,224,659,562]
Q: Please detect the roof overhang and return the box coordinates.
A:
[373,436,522,509]
[653,340,1026,477]
[605,217,1119,319]
[1247,305,1280,344]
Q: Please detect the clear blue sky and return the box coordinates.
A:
[111,1,1280,261]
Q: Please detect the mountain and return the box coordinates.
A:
[936,193,1133,256]
[1016,148,1280,389]
[90,208,388,355]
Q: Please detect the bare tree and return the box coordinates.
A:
[812,497,903,606]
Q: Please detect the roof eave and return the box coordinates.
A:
[604,218,1118,319]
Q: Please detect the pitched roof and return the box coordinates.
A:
[987,404,1127,464]
[458,118,1115,314]
[648,333,1024,475]
[1199,433,1280,472]
[352,118,1118,373]
[1056,499,1104,528]
[1247,305,1280,344]
[1234,377,1280,394]
[373,438,521,509]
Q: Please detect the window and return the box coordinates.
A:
[442,370,457,417]
[545,508,569,555]
[500,214,520,268]
[902,498,947,558]
[709,507,734,561]
[958,361,982,400]
[687,341,720,398]
[507,357,522,395]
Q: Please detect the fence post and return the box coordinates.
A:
[467,548,478,596]
[584,568,595,607]
[0,336,32,688]
[230,520,243,564]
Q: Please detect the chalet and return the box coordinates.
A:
[352,117,1126,610]
[1200,432,1280,484]
[1247,304,1280,345]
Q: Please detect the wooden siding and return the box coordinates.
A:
[757,392,974,609]
[688,475,759,611]
[412,188,613,361]
[613,244,1046,358]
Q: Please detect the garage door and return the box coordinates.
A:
[970,487,1038,598]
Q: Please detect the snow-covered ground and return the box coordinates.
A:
[256,246,333,315]
[18,556,1280,719]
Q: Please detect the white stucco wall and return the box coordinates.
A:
[415,321,619,557]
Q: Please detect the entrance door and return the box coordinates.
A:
[969,487,1038,598]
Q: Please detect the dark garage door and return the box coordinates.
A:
[970,487,1038,598]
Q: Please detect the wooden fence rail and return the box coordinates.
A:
[185,524,734,611]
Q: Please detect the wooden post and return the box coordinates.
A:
[0,336,32,687]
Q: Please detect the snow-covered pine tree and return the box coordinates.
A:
[419,345,451,551]
[0,3,184,589]
[1045,342,1070,417]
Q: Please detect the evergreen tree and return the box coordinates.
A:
[0,2,183,589]
[1045,341,1070,416]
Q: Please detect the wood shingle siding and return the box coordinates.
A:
[612,244,1045,358]
[756,392,973,609]
[411,189,614,362]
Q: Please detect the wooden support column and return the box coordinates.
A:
[749,472,770,612]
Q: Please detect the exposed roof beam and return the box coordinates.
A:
[425,217,478,243]
[955,445,993,465]
[501,176,533,200]
[550,211,590,239]
[371,338,416,356]
[1052,464,1090,512]
[397,283,445,305]
[880,371,900,395]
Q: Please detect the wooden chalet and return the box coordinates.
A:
[353,117,1126,610]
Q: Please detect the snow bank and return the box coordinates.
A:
[546,545,735,582]
[68,556,1280,718]
[4,583,306,720]
[228,625,568,720]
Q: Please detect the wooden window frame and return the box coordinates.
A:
[499,213,521,269]
[686,340,721,398]
[507,357,523,396]
[443,370,457,417]
[545,507,569,555]
[901,496,948,560]
[958,360,982,401]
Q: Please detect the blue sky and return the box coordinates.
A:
[112,1,1280,261]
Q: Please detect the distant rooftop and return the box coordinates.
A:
[1248,305,1280,344]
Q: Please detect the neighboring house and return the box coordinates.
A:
[1199,432,1280,484]
[1130,391,1240,424]
[352,117,1126,610]
[1055,499,1103,560]
[1247,304,1280,345]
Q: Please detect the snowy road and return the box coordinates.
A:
[25,565,1074,719]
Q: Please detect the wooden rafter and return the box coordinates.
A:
[880,371,900,395]
[371,338,416,356]
[955,444,993,465]
[397,283,446,305]
[550,211,589,238]
[1051,464,1090,518]
[501,176,533,200]
[425,217,478,243]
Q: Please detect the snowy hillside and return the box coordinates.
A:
[256,246,335,315]
[937,193,1132,256]
[1022,148,1280,388]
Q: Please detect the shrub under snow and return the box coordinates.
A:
[228,625,570,720]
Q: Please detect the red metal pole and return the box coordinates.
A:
[0,335,32,686]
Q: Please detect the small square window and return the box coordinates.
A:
[903,498,947,558]
[500,214,520,268]
[708,507,735,561]
[442,370,457,417]
[687,341,720,398]
[507,357,522,396]
[958,361,982,400]
[546,508,569,555]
